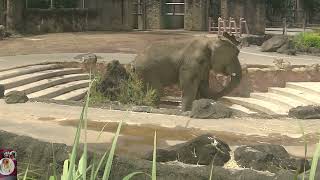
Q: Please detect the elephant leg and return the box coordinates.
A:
[180,74,200,111]
[199,79,210,99]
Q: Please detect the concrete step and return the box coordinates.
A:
[223,102,258,115]
[0,64,63,81]
[268,87,320,105]
[286,82,320,96]
[4,74,89,95]
[1,68,83,89]
[28,80,90,99]
[160,96,258,115]
[222,96,288,115]
[53,87,88,101]
[250,92,307,108]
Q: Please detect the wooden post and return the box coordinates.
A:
[50,0,53,8]
[282,18,287,35]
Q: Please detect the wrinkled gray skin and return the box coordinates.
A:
[134,36,242,111]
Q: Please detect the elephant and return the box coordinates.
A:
[133,34,242,111]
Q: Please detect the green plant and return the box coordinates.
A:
[89,74,111,105]
[49,76,158,180]
[294,32,320,49]
[117,71,159,107]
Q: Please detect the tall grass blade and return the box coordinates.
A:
[152,131,157,180]
[61,159,69,180]
[22,164,29,180]
[298,120,307,180]
[51,143,58,180]
[209,160,214,180]
[67,80,93,180]
[309,140,320,180]
[102,120,123,180]
[90,156,96,180]
[94,149,109,179]
[122,172,151,180]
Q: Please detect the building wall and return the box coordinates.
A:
[8,0,133,34]
[221,0,266,35]
[184,0,208,31]
[0,0,5,25]
[145,0,162,29]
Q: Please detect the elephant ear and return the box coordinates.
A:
[222,32,241,46]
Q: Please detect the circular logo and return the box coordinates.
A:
[0,158,15,175]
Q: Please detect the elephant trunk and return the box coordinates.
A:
[215,58,242,98]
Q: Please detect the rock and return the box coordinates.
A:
[143,134,231,166]
[288,105,320,119]
[132,106,152,113]
[82,53,97,71]
[261,35,288,52]
[0,25,5,40]
[190,99,232,119]
[277,39,296,55]
[0,130,300,180]
[239,35,269,47]
[234,144,310,173]
[308,47,320,55]
[0,84,4,98]
[306,64,320,72]
[5,91,29,104]
[97,60,129,101]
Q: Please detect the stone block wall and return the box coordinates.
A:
[7,0,133,34]
[0,0,5,25]
[184,0,208,31]
[220,0,266,35]
[145,0,162,29]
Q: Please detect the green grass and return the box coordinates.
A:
[90,70,159,107]
[294,32,320,49]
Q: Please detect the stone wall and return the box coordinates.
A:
[184,0,208,31]
[145,0,162,29]
[0,0,5,25]
[220,0,266,35]
[9,0,133,34]
[6,0,25,32]
[24,8,99,34]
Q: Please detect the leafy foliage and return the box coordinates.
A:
[117,71,159,107]
[294,32,320,49]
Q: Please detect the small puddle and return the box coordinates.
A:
[57,119,320,158]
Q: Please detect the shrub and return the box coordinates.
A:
[91,70,159,107]
[117,71,159,107]
[294,32,320,49]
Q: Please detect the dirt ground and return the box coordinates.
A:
[0,31,194,56]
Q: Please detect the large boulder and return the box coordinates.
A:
[97,60,129,101]
[82,53,97,71]
[142,134,231,166]
[190,99,232,119]
[289,105,320,119]
[277,39,296,55]
[0,84,4,98]
[261,36,288,52]
[234,144,310,173]
[5,91,29,104]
